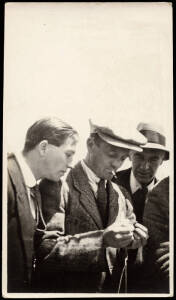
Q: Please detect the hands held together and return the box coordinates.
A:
[103,220,148,249]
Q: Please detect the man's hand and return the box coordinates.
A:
[128,222,149,249]
[103,221,134,248]
[155,241,169,277]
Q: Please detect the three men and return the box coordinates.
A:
[7,117,78,292]
[112,122,169,292]
[35,120,148,293]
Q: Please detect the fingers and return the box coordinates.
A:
[156,247,169,257]
[134,222,148,233]
[159,241,169,248]
[133,232,141,240]
[110,223,134,234]
[160,260,169,271]
[134,227,148,240]
[156,253,169,264]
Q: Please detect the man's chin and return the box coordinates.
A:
[136,174,152,185]
[105,173,113,180]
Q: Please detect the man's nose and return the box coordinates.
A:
[140,160,150,170]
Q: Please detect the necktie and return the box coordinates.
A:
[133,186,148,223]
[97,179,109,228]
[30,185,45,229]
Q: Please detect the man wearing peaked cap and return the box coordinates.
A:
[36,119,148,293]
[89,119,147,152]
[112,121,170,293]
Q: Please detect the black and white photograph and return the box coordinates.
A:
[3,2,174,297]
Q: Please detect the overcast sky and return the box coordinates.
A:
[4,2,173,179]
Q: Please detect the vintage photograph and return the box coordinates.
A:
[3,2,173,297]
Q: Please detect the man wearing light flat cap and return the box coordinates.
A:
[112,122,170,292]
[35,119,148,293]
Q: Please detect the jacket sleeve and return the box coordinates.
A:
[142,177,169,289]
[8,171,16,223]
[37,181,107,272]
[143,177,169,245]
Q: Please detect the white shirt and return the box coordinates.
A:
[81,160,106,198]
[130,169,155,194]
[15,152,37,219]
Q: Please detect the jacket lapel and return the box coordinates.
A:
[70,162,103,229]
[8,154,36,279]
[116,168,132,196]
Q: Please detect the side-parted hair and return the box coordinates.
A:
[23,117,78,154]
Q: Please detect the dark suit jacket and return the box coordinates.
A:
[112,167,157,212]
[7,153,37,292]
[112,168,132,196]
[37,162,136,293]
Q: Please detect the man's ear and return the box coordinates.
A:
[86,137,95,151]
[160,158,164,166]
[38,140,48,156]
[129,150,134,161]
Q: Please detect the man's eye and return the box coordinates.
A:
[121,156,127,161]
[109,153,116,158]
[66,153,72,158]
[135,155,142,160]
[150,158,158,162]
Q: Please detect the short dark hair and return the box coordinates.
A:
[23,117,78,154]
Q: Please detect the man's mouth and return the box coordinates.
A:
[137,172,150,177]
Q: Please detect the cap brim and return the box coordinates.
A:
[98,132,143,152]
[141,142,169,160]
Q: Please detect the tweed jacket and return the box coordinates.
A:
[141,177,169,293]
[36,162,136,293]
[7,153,37,292]
[143,177,169,244]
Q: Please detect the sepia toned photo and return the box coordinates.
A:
[3,2,174,298]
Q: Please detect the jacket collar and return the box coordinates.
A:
[130,169,157,194]
[70,161,119,229]
[15,151,37,188]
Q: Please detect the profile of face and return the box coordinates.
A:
[129,148,165,185]
[87,138,129,180]
[39,136,78,182]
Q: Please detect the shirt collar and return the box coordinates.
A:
[130,169,155,194]
[81,159,100,185]
[15,151,37,188]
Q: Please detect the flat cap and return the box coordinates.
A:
[89,119,147,152]
[137,122,169,160]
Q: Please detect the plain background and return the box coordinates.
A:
[4,2,173,176]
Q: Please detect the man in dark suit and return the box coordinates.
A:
[7,117,78,292]
[112,122,169,292]
[36,119,149,293]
